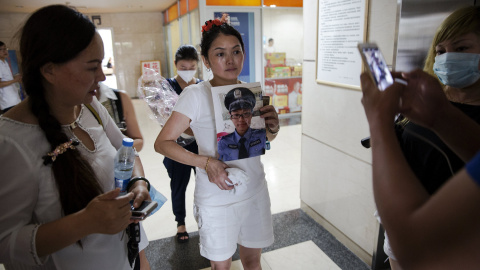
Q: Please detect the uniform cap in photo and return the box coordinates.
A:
[224,87,256,113]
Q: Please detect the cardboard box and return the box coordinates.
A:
[273,67,291,78]
[265,52,286,67]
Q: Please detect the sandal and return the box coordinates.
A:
[176,231,189,243]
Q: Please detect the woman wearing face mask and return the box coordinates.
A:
[382,6,480,270]
[163,45,202,243]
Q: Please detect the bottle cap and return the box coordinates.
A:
[122,138,134,147]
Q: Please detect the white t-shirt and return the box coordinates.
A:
[174,81,266,207]
[0,98,147,269]
[264,45,275,53]
[0,59,21,110]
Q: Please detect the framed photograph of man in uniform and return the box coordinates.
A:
[211,82,266,161]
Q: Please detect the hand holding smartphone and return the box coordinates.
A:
[130,200,158,220]
[357,43,394,91]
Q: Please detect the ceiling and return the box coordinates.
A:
[0,0,178,14]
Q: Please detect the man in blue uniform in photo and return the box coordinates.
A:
[218,87,266,161]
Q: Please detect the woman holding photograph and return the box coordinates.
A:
[154,15,280,270]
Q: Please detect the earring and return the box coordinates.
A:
[206,68,211,72]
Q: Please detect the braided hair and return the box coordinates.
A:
[20,5,103,218]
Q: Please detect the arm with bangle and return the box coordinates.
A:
[261,105,280,141]
[127,156,150,208]
[154,111,233,191]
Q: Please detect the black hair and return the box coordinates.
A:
[268,38,274,43]
[20,5,103,221]
[174,45,199,63]
[0,41,4,47]
[200,20,245,61]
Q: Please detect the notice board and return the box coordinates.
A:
[316,0,368,90]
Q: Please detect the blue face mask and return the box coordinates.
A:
[433,52,480,88]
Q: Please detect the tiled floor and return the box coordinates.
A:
[200,241,341,270]
[144,209,369,270]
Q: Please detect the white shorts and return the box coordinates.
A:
[193,185,274,262]
[374,211,397,261]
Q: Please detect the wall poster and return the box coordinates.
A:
[141,60,161,76]
[316,0,368,90]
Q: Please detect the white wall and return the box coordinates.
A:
[300,0,398,265]
[0,13,28,46]
[84,12,165,97]
[262,8,304,62]
[0,11,166,98]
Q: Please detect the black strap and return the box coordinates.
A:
[126,223,140,267]
[112,89,125,123]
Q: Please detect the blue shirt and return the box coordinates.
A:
[218,128,266,161]
[466,151,480,186]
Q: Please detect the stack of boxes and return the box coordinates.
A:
[291,65,302,77]
[264,52,302,114]
[265,53,288,78]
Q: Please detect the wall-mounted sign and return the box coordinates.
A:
[316,0,368,90]
[141,60,161,75]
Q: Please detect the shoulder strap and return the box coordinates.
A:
[84,103,104,129]
[112,89,124,122]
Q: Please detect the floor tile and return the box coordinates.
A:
[263,241,341,270]
[199,257,272,270]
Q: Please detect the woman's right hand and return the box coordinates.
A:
[84,188,134,235]
[398,70,452,129]
[206,158,234,190]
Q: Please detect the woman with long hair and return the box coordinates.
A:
[0,5,150,269]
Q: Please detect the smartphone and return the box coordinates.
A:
[130,200,158,220]
[357,43,394,91]
[262,96,270,107]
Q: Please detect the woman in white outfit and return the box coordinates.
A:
[155,15,280,270]
[0,5,151,269]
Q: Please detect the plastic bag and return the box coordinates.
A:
[137,68,195,146]
[148,185,167,216]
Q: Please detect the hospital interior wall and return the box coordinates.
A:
[300,0,398,265]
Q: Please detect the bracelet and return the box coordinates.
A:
[266,124,280,136]
[127,176,151,192]
[205,157,212,172]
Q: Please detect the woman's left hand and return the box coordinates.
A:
[260,105,280,132]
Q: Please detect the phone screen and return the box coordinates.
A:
[358,44,394,91]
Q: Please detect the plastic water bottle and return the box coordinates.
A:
[114,138,136,195]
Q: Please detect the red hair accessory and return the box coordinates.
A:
[202,19,222,32]
[201,14,229,32]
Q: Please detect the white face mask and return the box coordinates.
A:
[177,70,196,83]
[433,52,480,88]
